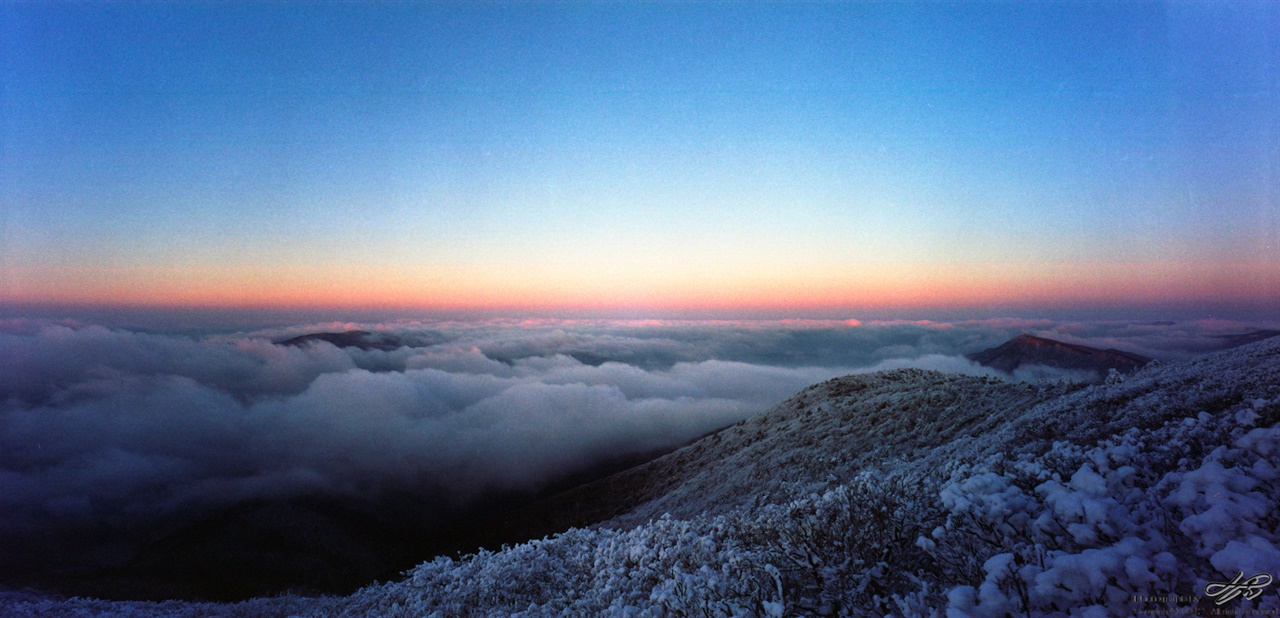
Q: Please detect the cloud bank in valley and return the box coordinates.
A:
[0,317,1271,573]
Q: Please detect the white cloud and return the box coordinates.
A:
[1,315,1273,575]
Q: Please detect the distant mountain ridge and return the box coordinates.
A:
[1212,328,1280,348]
[276,330,407,352]
[966,333,1150,377]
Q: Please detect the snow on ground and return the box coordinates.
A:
[3,337,1278,617]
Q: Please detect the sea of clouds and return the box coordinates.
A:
[0,316,1270,574]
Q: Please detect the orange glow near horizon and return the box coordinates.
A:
[5,259,1277,315]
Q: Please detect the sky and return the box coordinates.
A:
[2,0,1278,320]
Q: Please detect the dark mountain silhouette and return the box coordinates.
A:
[1212,329,1280,349]
[276,330,405,352]
[967,333,1150,377]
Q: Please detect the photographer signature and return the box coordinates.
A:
[1205,572,1273,605]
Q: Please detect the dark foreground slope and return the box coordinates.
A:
[5,337,1280,617]
[7,441,684,602]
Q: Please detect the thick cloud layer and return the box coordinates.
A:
[0,317,1272,573]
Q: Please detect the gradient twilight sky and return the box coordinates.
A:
[2,1,1277,319]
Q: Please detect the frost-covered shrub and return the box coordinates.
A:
[930,397,1280,617]
[573,514,781,617]
[746,473,942,616]
[331,513,784,617]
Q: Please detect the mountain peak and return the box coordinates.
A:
[275,330,405,352]
[968,333,1150,378]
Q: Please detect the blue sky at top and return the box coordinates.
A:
[2,1,1277,317]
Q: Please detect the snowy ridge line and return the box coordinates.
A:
[3,336,1278,617]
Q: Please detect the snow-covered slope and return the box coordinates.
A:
[511,370,1063,533]
[5,337,1279,617]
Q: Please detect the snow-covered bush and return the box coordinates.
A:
[330,513,784,617]
[746,474,941,616]
[930,396,1280,617]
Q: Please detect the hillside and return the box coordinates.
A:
[4,337,1279,617]
[469,370,1065,540]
